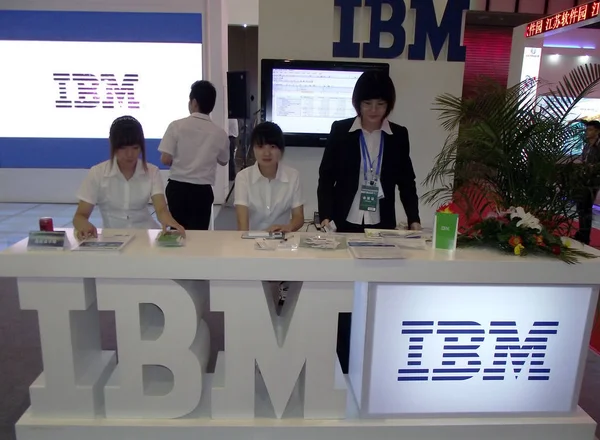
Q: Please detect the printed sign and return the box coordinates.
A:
[433,212,459,251]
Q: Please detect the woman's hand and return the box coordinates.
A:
[320,219,330,229]
[161,216,186,238]
[409,222,422,231]
[268,224,293,233]
[75,221,97,241]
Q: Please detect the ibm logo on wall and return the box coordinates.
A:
[53,73,140,109]
[398,320,558,382]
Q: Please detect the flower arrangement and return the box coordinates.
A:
[422,64,600,265]
[458,206,596,264]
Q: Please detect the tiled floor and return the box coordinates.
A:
[0,203,87,250]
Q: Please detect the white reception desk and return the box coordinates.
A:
[0,229,599,440]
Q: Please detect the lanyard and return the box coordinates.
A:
[360,132,384,184]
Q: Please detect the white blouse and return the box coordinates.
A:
[77,159,164,229]
[234,163,303,231]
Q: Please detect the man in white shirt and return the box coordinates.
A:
[228,118,239,181]
[159,80,230,230]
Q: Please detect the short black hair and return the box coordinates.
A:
[190,80,217,114]
[352,71,396,118]
[251,122,285,153]
[109,115,147,168]
[585,120,600,130]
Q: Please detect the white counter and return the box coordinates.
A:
[0,229,599,440]
[2,229,600,285]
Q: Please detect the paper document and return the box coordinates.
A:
[72,233,134,252]
[348,241,406,259]
[155,231,185,247]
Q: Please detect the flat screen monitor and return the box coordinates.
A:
[261,59,390,147]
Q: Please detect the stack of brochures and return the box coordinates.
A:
[299,235,347,250]
[364,228,421,238]
[155,231,185,248]
[348,238,406,259]
[71,233,134,253]
[364,228,429,250]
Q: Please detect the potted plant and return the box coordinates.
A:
[423,64,600,264]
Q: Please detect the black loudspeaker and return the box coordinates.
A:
[227,71,248,119]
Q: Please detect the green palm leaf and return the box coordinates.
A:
[424,64,600,228]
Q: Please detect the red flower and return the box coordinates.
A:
[508,236,522,247]
[534,235,545,246]
[437,203,455,214]
[551,245,561,255]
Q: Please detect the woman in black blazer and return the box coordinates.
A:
[317,71,421,373]
[318,71,421,233]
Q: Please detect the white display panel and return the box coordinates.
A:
[520,47,542,83]
[538,96,600,122]
[520,47,541,105]
[0,41,203,139]
[271,68,360,134]
[568,97,600,121]
[366,284,592,415]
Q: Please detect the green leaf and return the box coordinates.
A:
[424,64,600,246]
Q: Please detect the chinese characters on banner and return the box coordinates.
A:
[525,1,600,38]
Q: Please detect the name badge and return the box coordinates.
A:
[359,183,379,212]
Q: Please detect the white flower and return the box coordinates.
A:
[509,206,542,232]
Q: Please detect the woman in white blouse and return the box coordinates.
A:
[73,116,184,240]
[234,122,304,310]
[234,122,304,232]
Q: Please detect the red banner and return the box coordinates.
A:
[525,1,600,38]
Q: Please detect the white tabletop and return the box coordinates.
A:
[1,229,600,285]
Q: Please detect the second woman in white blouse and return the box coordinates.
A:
[234,122,304,310]
[234,122,304,232]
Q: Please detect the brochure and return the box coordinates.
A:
[348,238,396,247]
[299,235,347,250]
[347,239,406,259]
[72,233,134,252]
[242,231,285,240]
[254,238,298,251]
[364,228,430,250]
[27,231,67,251]
[364,228,421,238]
[155,231,185,247]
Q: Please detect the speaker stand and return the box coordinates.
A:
[226,110,261,205]
[225,181,235,204]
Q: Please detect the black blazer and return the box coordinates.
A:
[317,117,420,229]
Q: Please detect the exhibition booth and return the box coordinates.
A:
[0,228,599,440]
[1,0,600,440]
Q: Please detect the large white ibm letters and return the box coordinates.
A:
[18,278,115,418]
[17,277,352,420]
[211,281,353,419]
[95,279,210,418]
